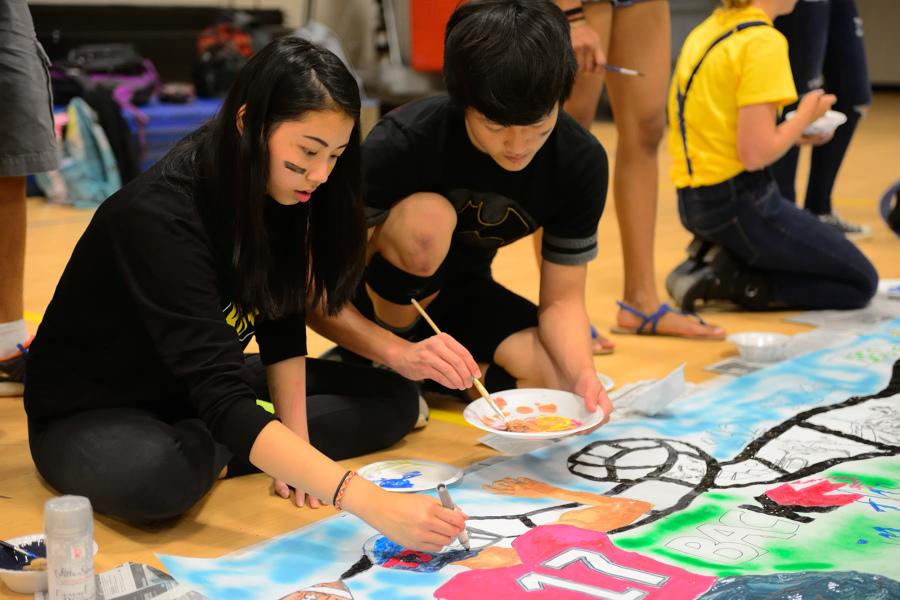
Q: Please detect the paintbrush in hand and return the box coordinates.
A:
[409,299,511,430]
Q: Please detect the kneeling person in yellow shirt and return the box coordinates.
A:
[664,0,877,311]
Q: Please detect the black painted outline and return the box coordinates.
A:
[566,360,900,533]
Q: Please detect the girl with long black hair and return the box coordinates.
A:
[24,38,470,552]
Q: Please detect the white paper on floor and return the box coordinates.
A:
[611,363,685,416]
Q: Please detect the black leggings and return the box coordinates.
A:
[28,357,419,523]
[772,0,871,215]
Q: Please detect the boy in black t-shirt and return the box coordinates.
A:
[343,0,612,419]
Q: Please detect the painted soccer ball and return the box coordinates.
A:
[568,438,716,518]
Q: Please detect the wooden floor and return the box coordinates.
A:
[2,92,899,595]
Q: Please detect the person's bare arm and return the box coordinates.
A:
[737,90,836,171]
[555,0,606,73]
[249,420,466,552]
[266,356,328,508]
[538,261,611,423]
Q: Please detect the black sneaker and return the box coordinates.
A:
[817,213,872,239]
[669,263,719,313]
[669,246,771,311]
[0,339,30,397]
[665,237,713,301]
[706,248,771,310]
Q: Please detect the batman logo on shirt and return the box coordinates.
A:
[223,302,256,342]
[445,189,537,249]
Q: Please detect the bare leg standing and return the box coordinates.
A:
[561,0,724,338]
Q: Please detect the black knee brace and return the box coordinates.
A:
[365,252,445,305]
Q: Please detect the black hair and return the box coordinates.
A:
[179,37,365,321]
[443,0,577,126]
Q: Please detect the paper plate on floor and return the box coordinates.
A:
[596,372,615,391]
[464,388,604,440]
[358,459,463,493]
[727,331,790,363]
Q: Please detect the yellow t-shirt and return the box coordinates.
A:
[667,6,797,188]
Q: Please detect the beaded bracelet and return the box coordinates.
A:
[331,470,352,505]
[333,470,357,511]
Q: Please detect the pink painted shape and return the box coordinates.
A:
[765,480,864,507]
[434,525,716,600]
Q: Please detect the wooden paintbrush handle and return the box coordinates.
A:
[471,377,491,400]
[472,377,508,423]
[410,298,509,428]
[410,298,442,334]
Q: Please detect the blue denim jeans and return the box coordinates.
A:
[677,171,878,309]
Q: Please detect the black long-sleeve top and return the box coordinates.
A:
[25,138,307,460]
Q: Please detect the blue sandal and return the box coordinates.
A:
[610,301,725,339]
[590,324,615,355]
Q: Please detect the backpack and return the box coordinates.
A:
[80,86,141,184]
[46,70,142,184]
[193,12,270,98]
[35,97,122,208]
[50,44,159,162]
[66,44,160,107]
[48,64,88,106]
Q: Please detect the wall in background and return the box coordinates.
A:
[33,0,305,29]
[32,0,379,73]
[858,0,900,86]
[30,0,900,86]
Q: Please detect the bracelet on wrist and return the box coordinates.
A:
[563,5,585,21]
[333,470,357,511]
[332,470,352,505]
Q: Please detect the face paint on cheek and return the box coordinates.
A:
[284,161,306,175]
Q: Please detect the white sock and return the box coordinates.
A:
[0,319,29,357]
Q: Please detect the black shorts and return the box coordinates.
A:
[355,275,538,364]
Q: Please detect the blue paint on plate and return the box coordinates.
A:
[375,470,422,489]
